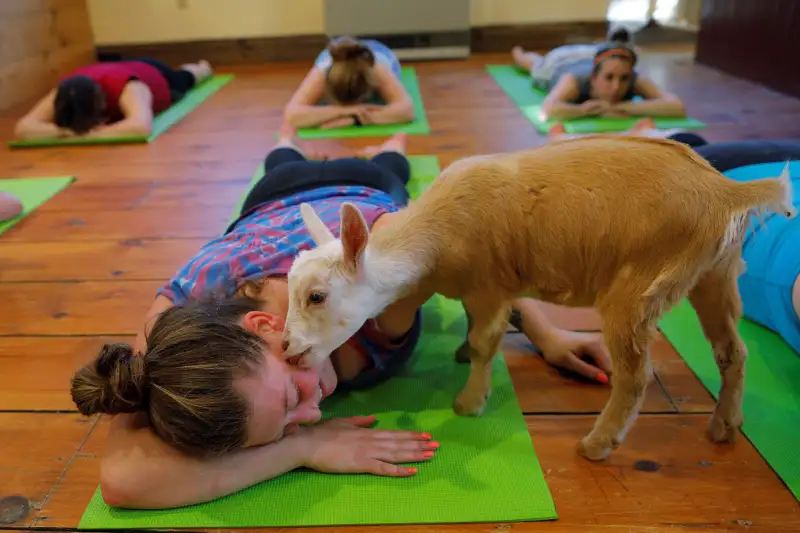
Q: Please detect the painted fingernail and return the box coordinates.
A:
[596,372,609,384]
[423,451,435,458]
[428,441,440,449]
[408,467,418,474]
[421,433,432,440]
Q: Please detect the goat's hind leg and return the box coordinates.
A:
[453,296,511,416]
[578,297,654,461]
[688,255,748,444]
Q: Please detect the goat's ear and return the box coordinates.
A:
[300,203,335,246]
[340,202,369,273]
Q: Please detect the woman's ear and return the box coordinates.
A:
[242,311,286,336]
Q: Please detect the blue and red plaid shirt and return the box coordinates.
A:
[158,185,419,384]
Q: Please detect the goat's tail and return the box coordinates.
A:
[724,162,797,220]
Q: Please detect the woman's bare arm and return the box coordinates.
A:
[359,64,415,124]
[540,74,592,120]
[86,81,154,138]
[613,76,686,117]
[100,412,307,509]
[134,295,175,354]
[283,67,353,128]
[14,89,72,140]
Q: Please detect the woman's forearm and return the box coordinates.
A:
[285,104,350,128]
[369,101,415,124]
[88,117,152,138]
[618,98,686,118]
[512,298,558,348]
[14,118,68,140]
[541,102,587,121]
[101,418,307,509]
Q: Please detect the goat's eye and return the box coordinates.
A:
[308,292,327,305]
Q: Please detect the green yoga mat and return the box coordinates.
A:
[77,155,556,529]
[8,74,233,149]
[487,64,706,134]
[296,67,430,139]
[659,299,800,501]
[0,176,75,235]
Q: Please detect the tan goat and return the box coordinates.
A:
[283,135,796,461]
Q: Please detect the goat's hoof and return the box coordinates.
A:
[454,342,471,364]
[706,410,741,444]
[576,435,616,461]
[453,391,487,416]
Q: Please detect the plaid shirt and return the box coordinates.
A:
[158,185,418,381]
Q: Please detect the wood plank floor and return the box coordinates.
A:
[1,46,799,532]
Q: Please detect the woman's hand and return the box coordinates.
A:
[294,415,437,476]
[579,99,611,117]
[320,116,355,129]
[539,329,612,384]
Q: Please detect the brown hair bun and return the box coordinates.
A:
[71,342,149,416]
[327,36,375,66]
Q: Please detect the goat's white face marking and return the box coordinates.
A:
[283,202,377,369]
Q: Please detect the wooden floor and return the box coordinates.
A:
[1,46,800,532]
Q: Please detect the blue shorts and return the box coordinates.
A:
[336,308,423,391]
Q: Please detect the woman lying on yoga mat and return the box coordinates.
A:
[0,192,22,222]
[283,36,415,129]
[511,28,685,121]
[69,126,611,510]
[14,58,213,140]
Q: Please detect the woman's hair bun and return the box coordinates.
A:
[328,36,375,65]
[71,342,149,416]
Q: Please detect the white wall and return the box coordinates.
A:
[471,0,611,26]
[88,0,325,45]
[88,0,612,45]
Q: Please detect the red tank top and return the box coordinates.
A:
[64,61,172,120]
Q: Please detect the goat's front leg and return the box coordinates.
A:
[578,301,653,461]
[688,256,747,444]
[453,296,511,416]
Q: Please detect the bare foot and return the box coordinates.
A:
[359,132,408,159]
[548,123,567,139]
[277,122,297,144]
[0,192,23,222]
[181,60,213,83]
[380,132,408,154]
[630,117,656,134]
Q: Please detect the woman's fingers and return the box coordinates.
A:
[363,460,419,477]
[565,355,609,384]
[367,429,433,441]
[370,448,436,464]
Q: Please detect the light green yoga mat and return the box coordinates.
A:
[296,67,430,139]
[77,155,557,529]
[8,74,233,149]
[0,176,75,235]
[659,299,800,501]
[487,64,706,134]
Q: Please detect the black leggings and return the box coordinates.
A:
[131,58,197,103]
[228,147,411,232]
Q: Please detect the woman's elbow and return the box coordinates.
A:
[100,460,164,509]
[283,107,302,127]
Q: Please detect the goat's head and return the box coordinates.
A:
[283,201,378,369]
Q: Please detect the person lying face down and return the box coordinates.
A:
[14,58,212,141]
[511,28,686,121]
[69,127,610,510]
[283,36,415,129]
